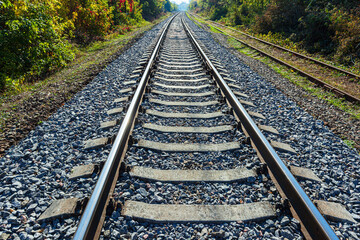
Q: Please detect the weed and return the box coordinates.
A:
[226,37,360,120]
[343,139,356,149]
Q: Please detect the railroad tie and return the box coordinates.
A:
[150,89,215,97]
[149,98,218,107]
[129,166,257,183]
[153,82,211,90]
[137,139,240,152]
[154,76,209,82]
[146,109,224,119]
[143,123,233,133]
[122,201,276,223]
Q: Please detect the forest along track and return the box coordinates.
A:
[188,12,360,104]
[38,13,350,239]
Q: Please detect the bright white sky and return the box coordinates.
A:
[171,0,190,5]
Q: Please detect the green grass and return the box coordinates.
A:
[343,139,356,149]
[227,37,360,120]
[192,12,360,77]
[186,12,203,29]
[209,25,223,34]
[187,12,224,35]
[187,14,360,120]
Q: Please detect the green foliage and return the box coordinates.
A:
[209,6,227,21]
[255,0,305,34]
[0,0,171,92]
[111,0,143,27]
[330,8,360,65]
[190,0,360,66]
[164,0,172,12]
[190,0,270,26]
[298,10,335,54]
[61,0,114,42]
[0,0,74,91]
[140,0,164,21]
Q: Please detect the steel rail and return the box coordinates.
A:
[181,16,339,240]
[73,13,178,240]
[189,12,360,81]
[187,12,360,104]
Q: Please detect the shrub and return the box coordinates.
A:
[254,0,305,34]
[71,0,114,42]
[111,0,143,27]
[0,1,74,91]
[209,6,227,21]
[299,11,335,54]
[139,0,164,21]
[330,8,360,65]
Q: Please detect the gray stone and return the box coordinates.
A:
[280,216,290,226]
[0,233,10,240]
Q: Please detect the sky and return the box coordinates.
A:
[170,0,190,5]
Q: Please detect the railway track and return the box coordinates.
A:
[77,13,339,239]
[188,12,360,104]
[34,13,356,239]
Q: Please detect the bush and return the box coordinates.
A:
[209,6,227,21]
[0,73,6,90]
[111,0,143,27]
[299,11,335,54]
[140,0,164,21]
[330,8,360,65]
[255,0,305,34]
[0,1,74,91]
[62,0,113,42]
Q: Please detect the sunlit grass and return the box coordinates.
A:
[228,38,360,120]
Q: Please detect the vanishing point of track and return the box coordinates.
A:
[71,13,338,239]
